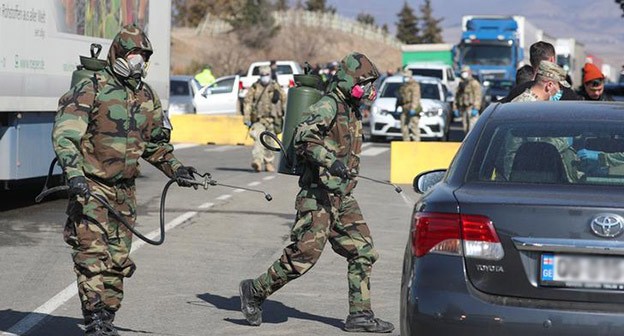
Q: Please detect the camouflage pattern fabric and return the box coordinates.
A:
[253,191,379,314]
[64,179,137,313]
[244,80,285,167]
[398,79,421,141]
[511,88,540,102]
[52,24,182,317]
[250,52,381,314]
[455,77,482,134]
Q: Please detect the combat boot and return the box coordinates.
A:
[265,162,275,172]
[344,311,394,333]
[239,279,264,326]
[251,162,261,173]
[84,310,119,336]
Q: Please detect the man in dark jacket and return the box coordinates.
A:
[576,62,614,101]
[500,41,580,103]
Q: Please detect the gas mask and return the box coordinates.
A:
[260,75,271,85]
[351,81,377,105]
[113,53,147,79]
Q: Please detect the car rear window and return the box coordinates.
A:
[170,80,190,96]
[409,68,443,80]
[468,121,624,186]
[251,65,294,75]
[380,82,441,100]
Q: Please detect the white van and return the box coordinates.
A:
[405,63,460,96]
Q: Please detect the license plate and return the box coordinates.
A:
[541,253,624,289]
[395,120,401,128]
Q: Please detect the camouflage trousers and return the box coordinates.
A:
[253,188,379,314]
[63,178,137,316]
[400,113,420,142]
[249,121,278,167]
[459,107,479,135]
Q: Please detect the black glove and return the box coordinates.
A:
[271,90,281,104]
[175,166,197,188]
[328,160,350,179]
[68,176,90,199]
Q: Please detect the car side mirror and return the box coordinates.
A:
[413,169,446,194]
[201,88,212,98]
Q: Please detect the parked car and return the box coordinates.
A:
[401,101,624,335]
[169,75,201,115]
[405,62,460,96]
[369,75,452,142]
[193,75,241,115]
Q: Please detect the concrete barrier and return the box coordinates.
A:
[390,141,461,184]
[169,115,253,145]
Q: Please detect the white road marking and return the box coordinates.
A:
[247,181,261,187]
[360,147,389,157]
[263,176,275,181]
[233,188,245,193]
[216,194,232,201]
[173,143,199,150]
[361,143,372,149]
[198,202,214,209]
[2,211,198,336]
[204,145,239,152]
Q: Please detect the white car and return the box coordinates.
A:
[369,75,452,142]
[168,75,201,115]
[193,75,241,115]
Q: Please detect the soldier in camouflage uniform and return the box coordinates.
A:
[243,66,286,172]
[397,70,422,141]
[52,25,197,336]
[454,65,482,134]
[239,52,394,333]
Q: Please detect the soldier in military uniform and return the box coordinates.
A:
[239,52,394,333]
[454,65,482,134]
[52,25,196,336]
[243,66,286,172]
[397,70,422,141]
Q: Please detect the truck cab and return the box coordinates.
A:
[456,16,522,82]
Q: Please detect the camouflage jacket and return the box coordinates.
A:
[455,77,482,109]
[398,80,421,112]
[243,80,285,125]
[294,90,361,195]
[52,69,182,183]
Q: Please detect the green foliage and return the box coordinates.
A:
[356,12,376,26]
[396,1,420,44]
[305,0,336,14]
[419,0,443,43]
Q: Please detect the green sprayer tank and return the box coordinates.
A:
[70,43,107,88]
[278,74,324,175]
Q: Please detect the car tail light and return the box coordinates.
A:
[238,81,243,91]
[289,79,295,88]
[411,212,503,260]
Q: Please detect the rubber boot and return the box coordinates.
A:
[343,311,394,333]
[265,162,275,172]
[239,279,264,326]
[84,310,119,336]
[251,162,261,172]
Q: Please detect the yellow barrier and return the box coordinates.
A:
[169,115,253,145]
[390,141,461,184]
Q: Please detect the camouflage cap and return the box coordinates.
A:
[335,52,380,96]
[107,24,153,65]
[536,61,570,88]
[259,66,271,76]
[461,65,471,73]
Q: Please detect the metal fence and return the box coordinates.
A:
[195,10,401,48]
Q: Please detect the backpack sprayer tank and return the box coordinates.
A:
[277,74,324,175]
[70,43,107,88]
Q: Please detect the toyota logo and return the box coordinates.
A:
[590,214,624,238]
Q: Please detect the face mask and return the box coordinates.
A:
[461,72,469,79]
[549,89,563,101]
[260,75,270,85]
[113,53,147,79]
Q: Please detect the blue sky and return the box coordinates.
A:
[320,0,623,73]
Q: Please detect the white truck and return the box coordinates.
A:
[238,60,302,109]
[0,0,171,188]
[556,38,586,87]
